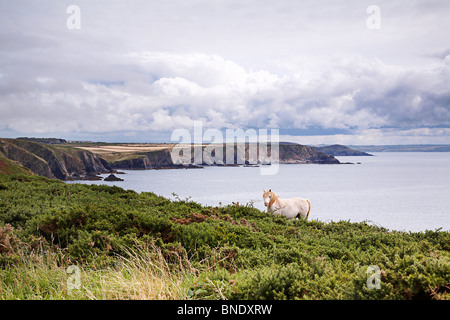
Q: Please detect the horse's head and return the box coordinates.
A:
[263,189,276,207]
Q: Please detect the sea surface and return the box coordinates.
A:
[66,152,450,232]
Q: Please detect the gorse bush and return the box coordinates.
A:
[0,174,449,299]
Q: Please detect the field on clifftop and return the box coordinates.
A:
[0,166,449,299]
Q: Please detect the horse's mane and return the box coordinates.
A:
[263,189,278,208]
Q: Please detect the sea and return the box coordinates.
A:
[66,152,450,233]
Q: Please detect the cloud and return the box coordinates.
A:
[1,51,450,142]
[130,52,248,87]
[1,1,450,143]
[281,127,450,146]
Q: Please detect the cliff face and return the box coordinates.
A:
[0,139,340,179]
[278,143,341,164]
[0,140,54,178]
[0,154,35,176]
[111,149,174,169]
[109,143,340,169]
[0,139,112,180]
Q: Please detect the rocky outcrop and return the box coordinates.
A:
[0,139,112,180]
[77,151,112,175]
[104,174,124,181]
[111,149,174,170]
[278,143,340,164]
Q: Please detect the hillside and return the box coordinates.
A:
[0,138,112,180]
[0,173,449,300]
[312,144,373,156]
[0,154,34,176]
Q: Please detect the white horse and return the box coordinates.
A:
[263,189,311,220]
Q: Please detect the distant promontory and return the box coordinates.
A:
[312,144,373,156]
[0,138,341,180]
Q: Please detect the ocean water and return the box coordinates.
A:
[66,152,450,232]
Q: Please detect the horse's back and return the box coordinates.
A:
[290,197,309,207]
[275,197,309,219]
[291,197,310,219]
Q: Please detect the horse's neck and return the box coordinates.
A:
[269,194,280,208]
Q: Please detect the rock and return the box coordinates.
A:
[83,175,103,181]
[104,174,124,181]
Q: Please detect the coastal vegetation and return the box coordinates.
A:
[0,162,449,300]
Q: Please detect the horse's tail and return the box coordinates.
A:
[306,199,311,220]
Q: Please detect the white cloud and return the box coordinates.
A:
[1,1,450,144]
[128,52,248,88]
[1,51,450,142]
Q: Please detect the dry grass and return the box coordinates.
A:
[0,245,195,300]
[73,144,175,162]
[85,246,192,300]
[74,144,174,154]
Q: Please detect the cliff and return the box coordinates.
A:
[0,139,112,180]
[109,143,340,169]
[111,148,188,169]
[0,139,340,179]
[0,153,35,176]
[279,143,341,164]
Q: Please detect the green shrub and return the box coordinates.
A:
[1,174,449,300]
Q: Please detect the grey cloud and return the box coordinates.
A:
[1,0,450,143]
[351,62,450,128]
[2,51,450,138]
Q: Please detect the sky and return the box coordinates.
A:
[1,0,450,145]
